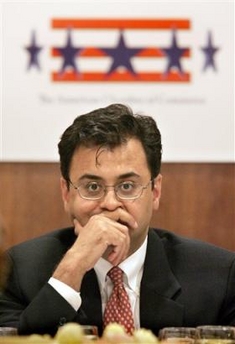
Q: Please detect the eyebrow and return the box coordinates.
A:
[77,172,141,183]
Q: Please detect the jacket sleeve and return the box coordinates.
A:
[0,277,80,336]
[219,258,235,325]
[0,251,84,336]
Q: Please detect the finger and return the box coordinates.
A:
[108,241,128,265]
[107,230,130,265]
[73,218,84,235]
[116,208,138,229]
[102,209,138,230]
[119,215,138,230]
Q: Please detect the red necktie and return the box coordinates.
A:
[103,266,135,335]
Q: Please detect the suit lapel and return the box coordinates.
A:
[140,229,184,334]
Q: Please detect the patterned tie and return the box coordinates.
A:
[103,266,135,335]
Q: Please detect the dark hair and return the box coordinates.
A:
[58,103,162,183]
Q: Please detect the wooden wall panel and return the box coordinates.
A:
[0,162,234,251]
[0,163,70,248]
[153,163,235,250]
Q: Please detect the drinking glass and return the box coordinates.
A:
[159,327,196,344]
[0,327,18,336]
[81,325,98,341]
[196,326,235,344]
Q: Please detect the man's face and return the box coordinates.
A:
[61,138,162,255]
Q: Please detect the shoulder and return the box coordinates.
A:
[4,228,77,294]
[149,228,235,263]
[7,227,76,261]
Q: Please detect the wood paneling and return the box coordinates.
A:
[0,163,70,248]
[153,163,235,250]
[0,162,234,250]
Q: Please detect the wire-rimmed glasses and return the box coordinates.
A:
[69,179,153,200]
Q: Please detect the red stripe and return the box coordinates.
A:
[51,47,190,58]
[51,71,190,82]
[51,47,106,57]
[52,19,190,30]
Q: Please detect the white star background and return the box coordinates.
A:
[0,1,234,162]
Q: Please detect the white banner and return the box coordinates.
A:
[0,1,234,162]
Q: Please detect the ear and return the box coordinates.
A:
[60,177,70,212]
[152,174,162,211]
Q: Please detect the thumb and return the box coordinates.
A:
[73,218,83,235]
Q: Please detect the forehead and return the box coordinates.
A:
[69,138,150,179]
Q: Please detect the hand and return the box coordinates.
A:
[53,210,137,290]
[73,209,137,267]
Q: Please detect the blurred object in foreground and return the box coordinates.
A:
[159,327,196,343]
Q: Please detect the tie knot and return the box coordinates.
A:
[108,266,123,286]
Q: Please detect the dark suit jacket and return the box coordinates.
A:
[1,228,235,336]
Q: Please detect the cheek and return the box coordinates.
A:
[142,193,156,222]
[138,203,153,227]
[128,195,154,227]
[70,199,99,226]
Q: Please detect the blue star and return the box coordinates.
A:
[56,29,83,75]
[25,30,43,71]
[101,31,144,75]
[161,30,188,76]
[201,31,220,72]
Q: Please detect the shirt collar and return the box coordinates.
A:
[94,236,148,292]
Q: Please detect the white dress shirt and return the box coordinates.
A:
[48,236,147,328]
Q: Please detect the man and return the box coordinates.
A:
[0,103,235,336]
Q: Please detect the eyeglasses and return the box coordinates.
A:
[69,179,153,200]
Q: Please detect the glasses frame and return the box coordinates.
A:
[68,179,153,201]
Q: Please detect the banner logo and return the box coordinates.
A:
[24,18,220,83]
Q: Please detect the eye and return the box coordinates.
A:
[119,181,136,193]
[86,182,103,193]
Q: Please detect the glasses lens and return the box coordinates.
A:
[116,181,141,199]
[75,180,151,200]
[79,182,104,199]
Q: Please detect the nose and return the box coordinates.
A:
[99,187,123,210]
